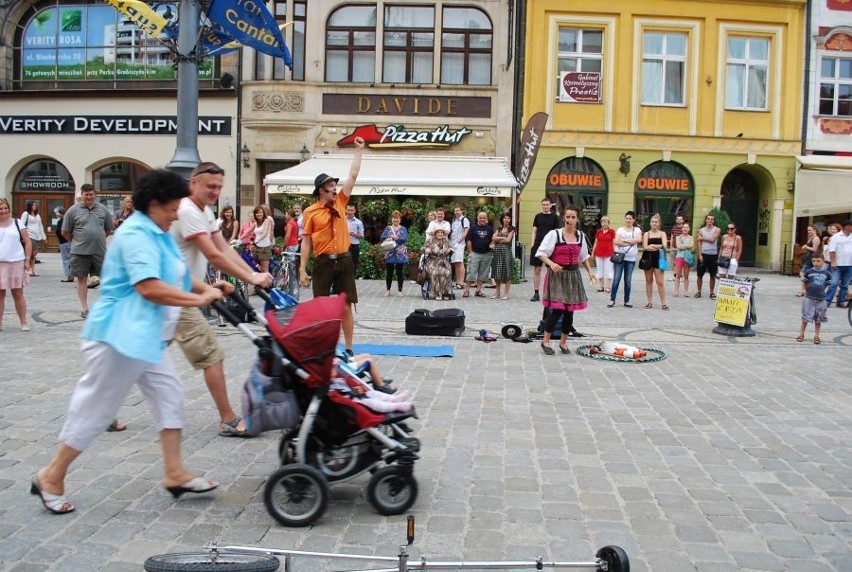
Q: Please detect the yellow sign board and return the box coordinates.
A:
[713,278,752,327]
[104,0,168,38]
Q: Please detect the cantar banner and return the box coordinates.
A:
[207,0,292,67]
[514,112,548,194]
[104,0,168,38]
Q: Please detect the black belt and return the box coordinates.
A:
[317,252,351,260]
[562,264,579,270]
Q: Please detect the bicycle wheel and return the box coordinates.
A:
[144,552,279,572]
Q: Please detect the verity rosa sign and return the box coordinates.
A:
[559,72,601,103]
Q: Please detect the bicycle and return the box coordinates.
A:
[269,246,300,300]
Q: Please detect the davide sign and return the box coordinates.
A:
[0,116,232,135]
[323,94,491,118]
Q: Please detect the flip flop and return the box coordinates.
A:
[475,292,486,297]
[462,292,470,297]
[30,477,75,515]
[219,417,249,437]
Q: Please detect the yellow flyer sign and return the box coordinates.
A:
[713,278,752,326]
[104,0,168,37]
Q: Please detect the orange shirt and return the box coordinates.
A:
[302,193,350,255]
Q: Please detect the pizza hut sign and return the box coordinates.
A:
[559,72,602,103]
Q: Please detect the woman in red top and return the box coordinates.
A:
[592,215,616,293]
[283,208,300,253]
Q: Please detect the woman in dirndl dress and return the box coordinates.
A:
[535,205,596,355]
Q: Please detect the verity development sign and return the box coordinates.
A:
[0,115,232,135]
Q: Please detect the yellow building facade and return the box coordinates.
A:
[519,0,805,270]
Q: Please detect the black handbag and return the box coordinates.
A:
[610,252,625,264]
[638,254,653,271]
[717,255,731,268]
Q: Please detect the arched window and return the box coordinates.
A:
[14,159,75,192]
[440,7,492,85]
[325,5,377,83]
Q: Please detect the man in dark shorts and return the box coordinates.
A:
[529,197,560,301]
[300,136,365,357]
[62,184,113,318]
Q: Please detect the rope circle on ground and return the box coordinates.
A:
[575,345,668,363]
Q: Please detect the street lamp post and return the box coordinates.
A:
[166,0,201,178]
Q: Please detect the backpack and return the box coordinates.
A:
[450,216,469,242]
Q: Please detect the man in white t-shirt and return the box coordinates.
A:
[825,219,852,308]
[171,162,273,437]
[449,205,470,288]
[425,207,451,240]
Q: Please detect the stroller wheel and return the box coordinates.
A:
[367,466,418,516]
[263,464,329,527]
[278,429,298,465]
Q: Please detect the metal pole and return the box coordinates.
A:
[166,0,202,178]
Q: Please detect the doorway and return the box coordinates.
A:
[720,169,759,266]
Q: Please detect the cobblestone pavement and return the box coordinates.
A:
[1,254,849,571]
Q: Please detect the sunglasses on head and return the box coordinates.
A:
[194,166,225,177]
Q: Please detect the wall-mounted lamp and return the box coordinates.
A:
[240,144,251,169]
[786,182,795,193]
[299,144,311,163]
[618,153,631,175]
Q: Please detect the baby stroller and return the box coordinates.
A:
[214,290,420,527]
[417,252,456,301]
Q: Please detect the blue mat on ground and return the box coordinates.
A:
[338,343,454,357]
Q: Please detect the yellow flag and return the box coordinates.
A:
[104,0,168,38]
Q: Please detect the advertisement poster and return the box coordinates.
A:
[713,278,752,327]
[22,4,210,82]
[558,72,602,103]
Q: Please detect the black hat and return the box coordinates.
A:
[313,173,339,195]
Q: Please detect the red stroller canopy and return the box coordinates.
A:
[265,294,346,388]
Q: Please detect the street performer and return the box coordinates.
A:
[300,136,365,357]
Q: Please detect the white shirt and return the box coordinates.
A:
[425,220,451,240]
[614,226,641,262]
[171,197,220,279]
[827,230,852,267]
[0,220,26,262]
[21,212,45,241]
[535,228,590,263]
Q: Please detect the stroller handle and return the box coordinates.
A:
[210,300,266,347]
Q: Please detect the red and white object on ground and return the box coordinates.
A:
[589,341,647,359]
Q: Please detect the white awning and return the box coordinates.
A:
[265,155,517,197]
[793,155,852,217]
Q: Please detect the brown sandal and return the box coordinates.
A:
[795,335,804,342]
[813,337,821,345]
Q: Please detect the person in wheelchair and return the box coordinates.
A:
[423,228,453,300]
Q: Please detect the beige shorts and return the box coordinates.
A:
[173,307,224,370]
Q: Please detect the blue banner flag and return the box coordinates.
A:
[206,0,292,68]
